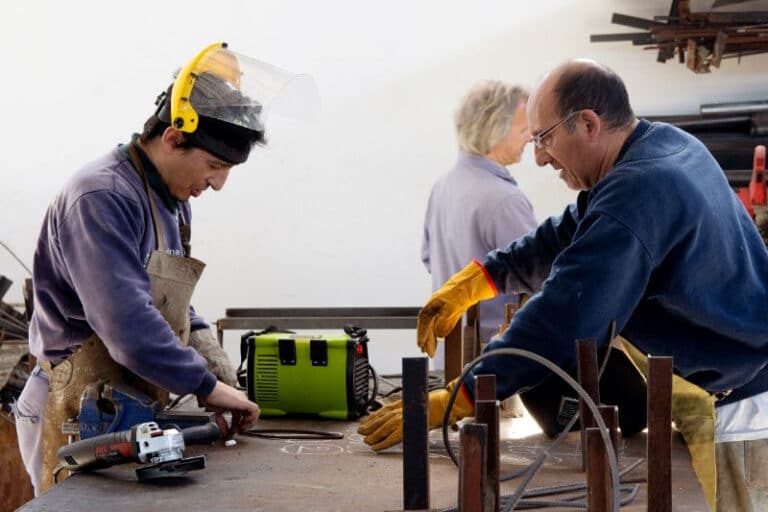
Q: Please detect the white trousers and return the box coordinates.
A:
[13,365,48,495]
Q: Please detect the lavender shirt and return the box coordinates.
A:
[421,151,537,350]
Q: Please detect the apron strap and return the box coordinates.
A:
[127,143,166,252]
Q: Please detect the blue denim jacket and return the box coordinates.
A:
[467,120,768,405]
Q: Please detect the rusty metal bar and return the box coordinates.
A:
[647,356,673,512]
[402,357,430,510]
[598,404,620,456]
[463,324,477,368]
[576,338,600,471]
[217,316,416,331]
[475,400,500,512]
[586,426,611,512]
[466,304,480,349]
[459,423,487,512]
[444,320,463,386]
[23,278,33,321]
[474,374,496,402]
[225,306,421,318]
[504,303,516,324]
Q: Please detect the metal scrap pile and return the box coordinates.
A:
[0,275,30,418]
[591,0,768,74]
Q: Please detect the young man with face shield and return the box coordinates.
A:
[15,43,268,495]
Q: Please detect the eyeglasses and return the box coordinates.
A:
[530,110,581,150]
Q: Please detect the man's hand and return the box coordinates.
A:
[189,328,238,386]
[417,260,498,357]
[357,379,474,451]
[199,381,260,435]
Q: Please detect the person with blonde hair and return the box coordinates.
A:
[421,80,536,368]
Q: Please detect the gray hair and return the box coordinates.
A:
[454,81,529,156]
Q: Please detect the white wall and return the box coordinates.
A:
[1,0,767,373]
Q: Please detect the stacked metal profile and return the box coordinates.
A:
[0,275,30,416]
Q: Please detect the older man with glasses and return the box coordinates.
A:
[360,58,768,512]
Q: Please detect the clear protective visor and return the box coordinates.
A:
[171,42,319,134]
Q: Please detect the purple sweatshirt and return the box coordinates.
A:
[29,142,217,396]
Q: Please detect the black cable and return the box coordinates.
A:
[440,348,621,512]
[241,428,343,440]
[497,324,619,485]
[0,240,32,275]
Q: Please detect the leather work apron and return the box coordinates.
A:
[614,337,717,511]
[38,144,206,493]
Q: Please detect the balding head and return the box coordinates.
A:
[527,59,638,191]
[540,59,635,132]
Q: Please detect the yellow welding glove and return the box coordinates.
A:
[417,260,498,357]
[357,379,475,452]
[615,337,716,511]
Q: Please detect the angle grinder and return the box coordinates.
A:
[56,421,220,482]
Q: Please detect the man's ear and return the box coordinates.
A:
[161,127,186,150]
[581,110,602,140]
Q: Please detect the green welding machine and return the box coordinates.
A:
[238,326,375,419]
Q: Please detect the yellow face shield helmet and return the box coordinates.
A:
[157,42,318,164]
[170,42,263,134]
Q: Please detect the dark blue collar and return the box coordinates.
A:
[614,119,651,167]
[121,135,180,213]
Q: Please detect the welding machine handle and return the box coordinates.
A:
[181,422,222,446]
[237,327,297,388]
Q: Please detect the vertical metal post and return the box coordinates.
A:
[475,400,500,512]
[586,427,611,512]
[445,321,463,386]
[459,423,487,512]
[576,338,600,471]
[474,374,496,402]
[23,278,34,321]
[402,357,430,510]
[647,356,673,512]
[504,303,518,325]
[216,320,224,347]
[463,324,477,368]
[598,404,620,455]
[466,304,481,353]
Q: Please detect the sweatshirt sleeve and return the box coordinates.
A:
[482,202,581,295]
[58,189,215,396]
[189,305,209,332]
[466,213,654,399]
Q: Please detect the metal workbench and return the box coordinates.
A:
[18,415,708,512]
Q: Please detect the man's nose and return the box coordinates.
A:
[208,169,231,191]
[534,145,552,167]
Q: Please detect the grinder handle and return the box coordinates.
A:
[56,428,136,471]
[182,422,221,445]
